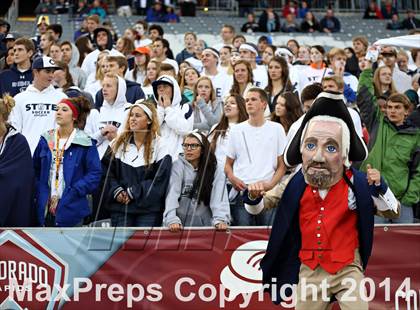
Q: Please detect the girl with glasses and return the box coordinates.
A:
[163,132,230,232]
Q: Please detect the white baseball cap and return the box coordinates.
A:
[32,56,61,70]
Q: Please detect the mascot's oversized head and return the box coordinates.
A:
[284,92,368,189]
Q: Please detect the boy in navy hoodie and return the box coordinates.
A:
[0,38,35,96]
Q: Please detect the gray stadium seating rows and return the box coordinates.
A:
[17,14,410,52]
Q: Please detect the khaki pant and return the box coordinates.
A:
[295,249,368,310]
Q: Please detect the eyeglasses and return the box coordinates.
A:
[182,143,201,150]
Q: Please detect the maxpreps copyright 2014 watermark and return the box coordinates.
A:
[3,276,419,308]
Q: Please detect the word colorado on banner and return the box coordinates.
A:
[0,226,419,309]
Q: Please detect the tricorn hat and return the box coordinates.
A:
[284,91,368,167]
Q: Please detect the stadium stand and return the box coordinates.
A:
[1,1,419,229]
[13,13,410,55]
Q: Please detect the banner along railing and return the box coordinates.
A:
[0,225,418,309]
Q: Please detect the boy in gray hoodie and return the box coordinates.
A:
[61,41,87,89]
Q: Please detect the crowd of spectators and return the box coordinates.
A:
[0,2,419,228]
[36,0,108,19]
[240,3,420,34]
[241,6,343,33]
[34,0,420,32]
[35,0,182,22]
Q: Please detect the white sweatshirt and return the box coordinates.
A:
[253,65,268,89]
[295,65,328,95]
[81,48,124,77]
[91,75,130,159]
[9,84,67,154]
[201,69,233,101]
[153,75,194,160]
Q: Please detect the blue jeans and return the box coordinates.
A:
[229,193,275,226]
[374,204,414,224]
[110,212,162,227]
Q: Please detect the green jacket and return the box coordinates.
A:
[357,68,420,207]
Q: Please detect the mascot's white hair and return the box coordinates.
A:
[300,115,351,167]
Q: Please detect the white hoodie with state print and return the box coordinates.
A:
[9,84,67,154]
